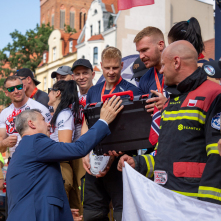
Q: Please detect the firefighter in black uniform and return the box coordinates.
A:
[118,40,221,205]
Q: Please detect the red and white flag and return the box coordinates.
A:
[118,0,154,11]
[149,105,161,146]
[187,99,197,107]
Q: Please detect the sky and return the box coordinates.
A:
[0,0,40,50]
[0,0,215,51]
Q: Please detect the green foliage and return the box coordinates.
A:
[64,24,77,34]
[0,23,53,107]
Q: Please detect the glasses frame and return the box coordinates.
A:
[6,84,23,93]
[48,88,59,94]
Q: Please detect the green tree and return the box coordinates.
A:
[0,23,53,107]
[64,24,77,34]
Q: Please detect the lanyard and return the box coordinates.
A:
[101,77,122,101]
[30,87,38,99]
[154,68,164,94]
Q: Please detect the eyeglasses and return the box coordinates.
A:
[6,84,23,93]
[48,88,59,94]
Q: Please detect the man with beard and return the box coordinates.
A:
[0,76,51,157]
[15,68,49,109]
[134,27,168,112]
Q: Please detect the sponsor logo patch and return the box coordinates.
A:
[178,124,201,131]
[211,113,220,130]
[187,99,197,107]
[204,65,215,76]
[154,170,167,185]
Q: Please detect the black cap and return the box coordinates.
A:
[15,68,40,85]
[202,60,221,78]
[71,59,93,72]
[131,57,149,80]
[51,66,73,78]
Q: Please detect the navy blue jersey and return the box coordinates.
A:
[86,78,139,104]
[138,67,164,95]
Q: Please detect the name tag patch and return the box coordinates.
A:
[154,170,167,185]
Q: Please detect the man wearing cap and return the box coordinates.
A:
[15,68,49,108]
[131,57,149,83]
[51,66,74,81]
[71,59,95,216]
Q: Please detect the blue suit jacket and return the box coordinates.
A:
[6,120,110,221]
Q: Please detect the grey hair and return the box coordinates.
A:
[15,109,42,136]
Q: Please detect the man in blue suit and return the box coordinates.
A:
[6,95,123,221]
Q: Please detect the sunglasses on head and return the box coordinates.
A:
[19,76,28,81]
[48,88,59,94]
[6,84,23,93]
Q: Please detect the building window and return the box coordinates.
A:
[70,12,75,29]
[53,47,56,61]
[106,45,109,48]
[93,47,98,65]
[108,15,113,28]
[98,21,101,34]
[43,53,47,63]
[43,77,47,91]
[79,12,82,30]
[82,55,85,59]
[90,25,93,37]
[60,10,65,29]
[51,14,54,26]
[84,13,86,26]
[69,41,73,53]
[94,9,97,14]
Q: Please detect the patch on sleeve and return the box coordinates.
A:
[211,113,220,130]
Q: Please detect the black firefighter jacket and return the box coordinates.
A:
[134,67,221,205]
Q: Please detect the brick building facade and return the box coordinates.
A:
[40,0,93,32]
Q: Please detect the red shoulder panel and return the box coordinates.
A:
[181,80,221,112]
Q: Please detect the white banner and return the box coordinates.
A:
[122,162,221,221]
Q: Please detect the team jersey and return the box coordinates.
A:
[138,67,164,95]
[73,92,87,142]
[86,78,140,104]
[0,98,51,156]
[50,109,75,142]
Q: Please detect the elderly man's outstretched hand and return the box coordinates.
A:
[100,95,124,125]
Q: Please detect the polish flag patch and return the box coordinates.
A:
[187,99,197,107]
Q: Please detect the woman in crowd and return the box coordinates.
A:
[168,17,219,83]
[168,17,205,58]
[48,80,82,221]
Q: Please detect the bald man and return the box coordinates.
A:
[118,40,221,205]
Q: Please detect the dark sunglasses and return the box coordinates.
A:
[48,88,59,94]
[6,84,23,93]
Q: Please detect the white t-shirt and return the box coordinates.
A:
[73,92,87,142]
[0,98,51,156]
[50,109,75,142]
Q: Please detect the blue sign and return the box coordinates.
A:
[215,2,221,60]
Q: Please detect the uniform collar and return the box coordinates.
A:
[177,67,207,93]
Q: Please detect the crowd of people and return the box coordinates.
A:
[0,16,221,221]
